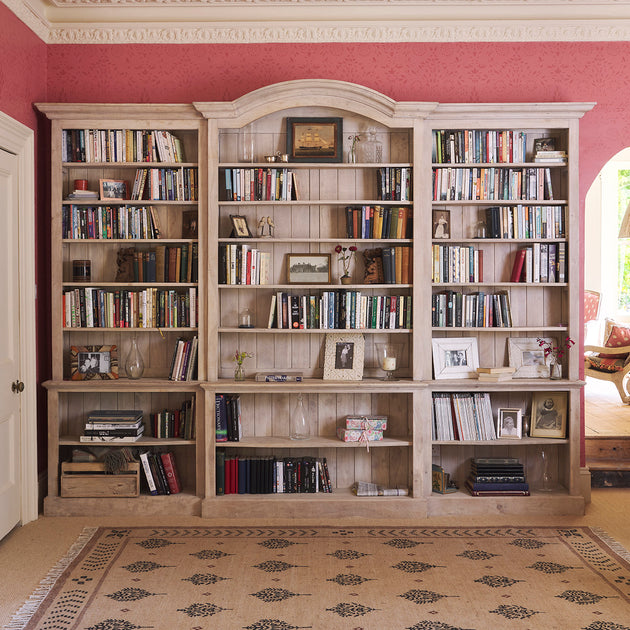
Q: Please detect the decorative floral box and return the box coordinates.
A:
[337,427,384,442]
[345,416,388,431]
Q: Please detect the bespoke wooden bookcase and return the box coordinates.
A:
[37,104,208,516]
[37,84,593,519]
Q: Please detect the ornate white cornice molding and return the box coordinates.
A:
[5,0,630,43]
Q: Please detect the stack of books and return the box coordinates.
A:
[139,450,182,495]
[80,410,144,442]
[66,189,99,201]
[476,366,515,382]
[534,150,567,164]
[466,457,530,496]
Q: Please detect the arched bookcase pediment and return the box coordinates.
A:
[194,79,437,127]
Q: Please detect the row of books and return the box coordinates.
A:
[124,244,198,284]
[432,290,512,328]
[62,128,186,164]
[80,409,145,443]
[130,167,198,201]
[218,244,271,285]
[215,393,242,442]
[169,336,198,381]
[431,392,497,441]
[221,167,298,202]
[139,450,182,495]
[345,205,412,239]
[510,243,567,283]
[150,399,196,440]
[268,291,412,330]
[376,167,412,201]
[216,453,333,495]
[483,204,566,239]
[62,287,198,328]
[62,205,162,240]
[432,129,528,164]
[432,245,483,284]
[432,166,554,201]
[466,457,530,496]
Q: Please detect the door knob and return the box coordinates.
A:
[11,380,24,393]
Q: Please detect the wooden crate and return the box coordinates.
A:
[61,461,140,498]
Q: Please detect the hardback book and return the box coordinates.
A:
[139,451,158,495]
[255,372,304,382]
[215,394,228,442]
[216,450,225,495]
[465,481,530,496]
[85,419,143,430]
[510,249,526,282]
[86,410,143,422]
[160,451,182,494]
[477,366,516,374]
[83,425,145,437]
[79,434,144,442]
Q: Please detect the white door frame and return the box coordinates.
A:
[0,111,38,525]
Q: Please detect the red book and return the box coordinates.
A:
[510,249,527,283]
[160,452,182,494]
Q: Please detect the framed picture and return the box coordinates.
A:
[286,253,331,284]
[497,408,522,439]
[99,179,128,201]
[530,392,568,438]
[508,337,554,378]
[286,117,343,163]
[182,210,198,238]
[432,209,450,239]
[432,337,479,379]
[230,214,252,238]
[70,345,118,380]
[323,333,365,381]
[534,137,556,152]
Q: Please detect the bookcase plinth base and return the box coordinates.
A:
[44,493,202,517]
[202,494,428,521]
[427,492,585,517]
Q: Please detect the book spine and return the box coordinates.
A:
[160,451,182,494]
[139,451,158,495]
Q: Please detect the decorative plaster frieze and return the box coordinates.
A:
[44,21,630,44]
[43,0,630,5]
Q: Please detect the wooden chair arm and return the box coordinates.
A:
[584,344,630,354]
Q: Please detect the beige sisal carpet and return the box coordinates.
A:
[5,525,630,630]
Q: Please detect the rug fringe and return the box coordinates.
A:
[590,526,630,563]
[3,526,99,630]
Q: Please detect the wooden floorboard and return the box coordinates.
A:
[584,376,630,436]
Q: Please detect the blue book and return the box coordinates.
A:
[215,394,228,442]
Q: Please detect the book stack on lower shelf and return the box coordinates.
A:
[80,410,145,443]
[465,457,530,496]
[139,450,182,496]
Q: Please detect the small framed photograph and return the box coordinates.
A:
[508,337,554,378]
[230,214,252,238]
[323,333,364,381]
[534,137,556,152]
[286,117,343,163]
[286,253,331,284]
[70,345,118,380]
[497,408,522,439]
[182,210,198,238]
[99,179,128,201]
[432,209,450,239]
[530,392,568,438]
[432,337,479,379]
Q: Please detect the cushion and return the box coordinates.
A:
[586,355,627,373]
[600,318,630,359]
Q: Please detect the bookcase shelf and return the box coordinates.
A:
[37,82,593,521]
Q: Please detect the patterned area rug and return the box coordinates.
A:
[6,526,630,630]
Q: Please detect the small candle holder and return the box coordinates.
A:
[375,342,403,381]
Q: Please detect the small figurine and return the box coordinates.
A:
[258,216,267,238]
[266,216,275,238]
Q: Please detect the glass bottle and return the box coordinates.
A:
[290,393,310,440]
[359,128,383,163]
[125,337,144,379]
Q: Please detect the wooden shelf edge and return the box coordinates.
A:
[43,379,203,391]
[218,436,413,448]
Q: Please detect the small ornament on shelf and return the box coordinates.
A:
[536,336,574,380]
[347,134,360,163]
[358,128,383,163]
[335,244,357,284]
[233,350,253,381]
[290,393,310,440]
[124,337,145,379]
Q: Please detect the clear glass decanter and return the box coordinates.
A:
[125,337,145,379]
[359,128,383,163]
[290,393,310,440]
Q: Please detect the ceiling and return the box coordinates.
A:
[4,0,630,44]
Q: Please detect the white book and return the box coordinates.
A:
[532,242,541,283]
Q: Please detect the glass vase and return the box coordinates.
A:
[234,364,245,381]
[375,342,403,381]
[124,337,145,379]
[290,393,310,440]
[358,128,383,163]
[549,360,562,380]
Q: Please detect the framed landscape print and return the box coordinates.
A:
[508,337,554,378]
[286,117,343,163]
[286,253,331,284]
[99,179,128,201]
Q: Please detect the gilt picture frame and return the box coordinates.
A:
[286,117,343,163]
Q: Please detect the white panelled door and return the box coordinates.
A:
[0,147,21,539]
